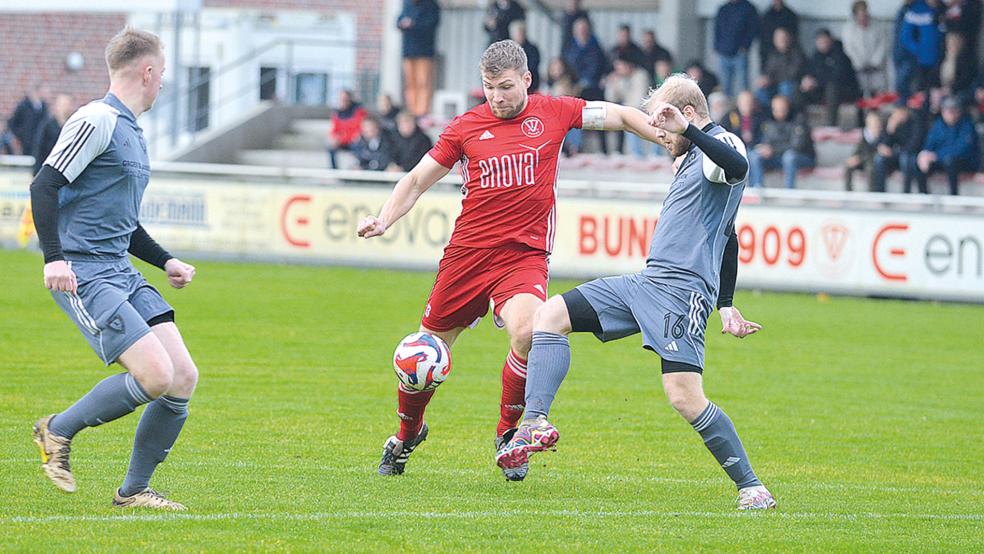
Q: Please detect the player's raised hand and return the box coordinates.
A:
[648,102,689,135]
[357,215,388,238]
[719,306,762,339]
[43,260,77,294]
[164,258,196,289]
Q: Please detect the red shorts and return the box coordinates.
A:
[421,243,549,332]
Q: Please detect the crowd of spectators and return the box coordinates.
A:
[341,0,984,194]
[1,83,77,177]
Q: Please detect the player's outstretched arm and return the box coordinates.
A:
[357,154,450,238]
[582,101,664,144]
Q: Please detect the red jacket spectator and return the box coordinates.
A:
[328,90,368,169]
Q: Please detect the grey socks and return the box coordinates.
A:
[120,395,189,496]
[692,402,762,489]
[524,331,571,419]
[49,373,151,439]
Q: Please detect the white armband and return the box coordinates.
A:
[581,101,607,130]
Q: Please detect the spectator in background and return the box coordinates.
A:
[707,91,732,124]
[685,60,720,98]
[510,20,541,93]
[609,24,647,70]
[896,0,944,105]
[604,57,651,157]
[0,126,16,155]
[908,96,980,194]
[352,116,394,171]
[713,0,760,97]
[560,0,590,56]
[747,95,816,189]
[31,93,74,176]
[756,27,804,106]
[398,0,441,117]
[723,90,763,147]
[842,1,890,98]
[975,60,984,113]
[7,83,49,158]
[547,57,583,155]
[798,28,861,127]
[939,31,978,103]
[844,111,884,191]
[327,89,367,169]
[640,30,672,83]
[565,17,608,153]
[653,59,674,88]
[872,104,924,192]
[942,0,982,62]
[564,17,606,96]
[376,93,401,136]
[391,111,433,172]
[484,0,525,45]
[759,0,799,68]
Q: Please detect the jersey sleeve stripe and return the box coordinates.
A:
[53,123,95,173]
[51,121,91,169]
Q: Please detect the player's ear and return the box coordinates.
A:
[523,70,532,88]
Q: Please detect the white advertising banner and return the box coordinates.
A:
[2,176,982,302]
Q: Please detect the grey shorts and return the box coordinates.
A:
[52,258,173,365]
[575,273,712,369]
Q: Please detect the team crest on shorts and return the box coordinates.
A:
[108,315,125,333]
[521,117,544,138]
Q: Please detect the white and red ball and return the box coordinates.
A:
[392,332,452,391]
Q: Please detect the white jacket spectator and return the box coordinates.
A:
[841,0,889,96]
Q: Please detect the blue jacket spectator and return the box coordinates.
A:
[900,0,943,67]
[561,0,591,56]
[907,97,979,194]
[714,0,760,97]
[564,17,607,96]
[398,0,440,58]
[923,112,979,167]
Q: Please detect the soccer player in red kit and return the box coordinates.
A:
[358,40,661,480]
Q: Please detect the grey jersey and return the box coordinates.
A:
[642,124,747,302]
[43,93,150,259]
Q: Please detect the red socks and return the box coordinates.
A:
[396,386,434,441]
[497,350,528,437]
[395,349,528,441]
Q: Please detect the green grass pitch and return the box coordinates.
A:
[1,248,982,552]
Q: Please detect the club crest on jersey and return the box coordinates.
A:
[521,117,544,138]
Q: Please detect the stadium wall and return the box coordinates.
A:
[2,172,982,303]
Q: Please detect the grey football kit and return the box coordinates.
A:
[574,123,745,369]
[35,93,174,364]
[30,92,189,498]
[521,122,765,491]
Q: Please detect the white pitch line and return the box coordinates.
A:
[3,509,983,525]
[3,457,983,497]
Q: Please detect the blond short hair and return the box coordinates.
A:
[105,27,163,73]
[480,39,528,78]
[643,73,709,117]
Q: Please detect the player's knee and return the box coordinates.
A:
[134,356,175,398]
[663,382,706,421]
[170,360,199,397]
[533,296,571,334]
[509,324,534,357]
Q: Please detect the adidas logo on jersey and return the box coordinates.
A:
[479,130,495,140]
[666,341,679,352]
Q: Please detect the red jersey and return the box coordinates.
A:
[428,94,586,253]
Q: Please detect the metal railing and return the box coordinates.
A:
[143,37,381,158]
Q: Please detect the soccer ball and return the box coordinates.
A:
[392,332,452,391]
